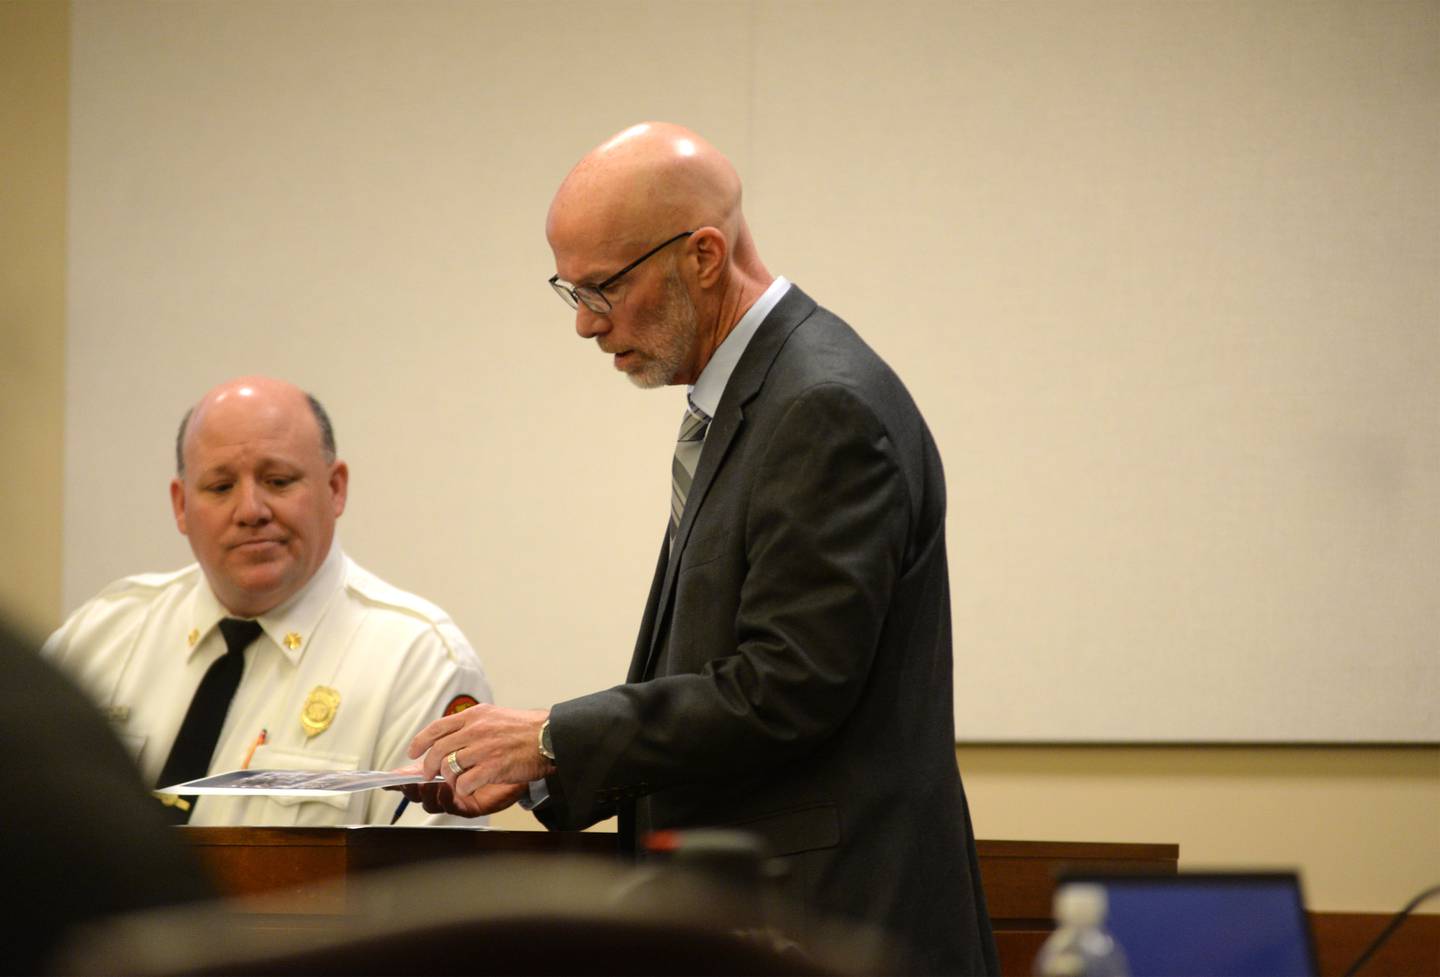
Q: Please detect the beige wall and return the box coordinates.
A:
[11,0,1436,918]
[60,0,1438,744]
[0,0,67,642]
[956,745,1440,914]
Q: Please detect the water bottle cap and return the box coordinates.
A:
[1054,882,1108,926]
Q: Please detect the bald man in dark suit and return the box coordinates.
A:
[407,122,998,975]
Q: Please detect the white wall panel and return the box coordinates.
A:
[67,0,1438,741]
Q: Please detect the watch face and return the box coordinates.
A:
[540,720,555,760]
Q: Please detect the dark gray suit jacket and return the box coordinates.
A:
[538,286,998,975]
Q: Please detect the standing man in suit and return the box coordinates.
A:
[408,122,997,974]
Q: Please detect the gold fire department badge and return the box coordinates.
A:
[301,686,341,737]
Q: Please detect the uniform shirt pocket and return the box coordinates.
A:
[247,743,361,815]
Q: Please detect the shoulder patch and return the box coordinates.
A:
[444,694,479,716]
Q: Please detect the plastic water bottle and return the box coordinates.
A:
[1034,883,1130,977]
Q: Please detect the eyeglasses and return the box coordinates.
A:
[549,230,695,314]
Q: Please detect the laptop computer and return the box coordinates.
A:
[1055,870,1319,977]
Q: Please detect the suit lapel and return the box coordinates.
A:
[637,286,818,679]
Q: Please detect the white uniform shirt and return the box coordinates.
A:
[43,540,491,827]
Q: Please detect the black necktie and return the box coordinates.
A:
[155,617,262,823]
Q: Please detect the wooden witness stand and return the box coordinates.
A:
[181,827,1176,975]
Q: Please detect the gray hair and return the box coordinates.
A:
[175,392,337,477]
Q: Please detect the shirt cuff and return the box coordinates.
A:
[518,777,550,811]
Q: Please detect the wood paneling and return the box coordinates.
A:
[183,829,1180,970]
[1312,911,1440,977]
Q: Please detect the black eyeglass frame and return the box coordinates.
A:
[548,230,695,314]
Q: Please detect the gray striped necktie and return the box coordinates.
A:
[670,398,711,544]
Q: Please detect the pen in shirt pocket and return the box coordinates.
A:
[241,729,267,770]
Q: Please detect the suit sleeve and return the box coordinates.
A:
[542,382,911,830]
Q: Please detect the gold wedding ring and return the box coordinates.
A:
[446,750,464,776]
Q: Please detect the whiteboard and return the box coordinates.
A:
[64,1,1438,743]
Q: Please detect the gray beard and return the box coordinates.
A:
[626,271,698,389]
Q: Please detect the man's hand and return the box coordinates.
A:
[408,703,555,795]
[396,778,528,818]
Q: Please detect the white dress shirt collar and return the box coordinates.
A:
[688,276,791,418]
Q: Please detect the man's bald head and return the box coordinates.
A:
[547,122,747,256]
[547,123,772,387]
[176,379,335,478]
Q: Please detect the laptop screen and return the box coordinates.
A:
[1057,871,1318,977]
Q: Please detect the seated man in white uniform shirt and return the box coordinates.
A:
[44,375,490,826]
